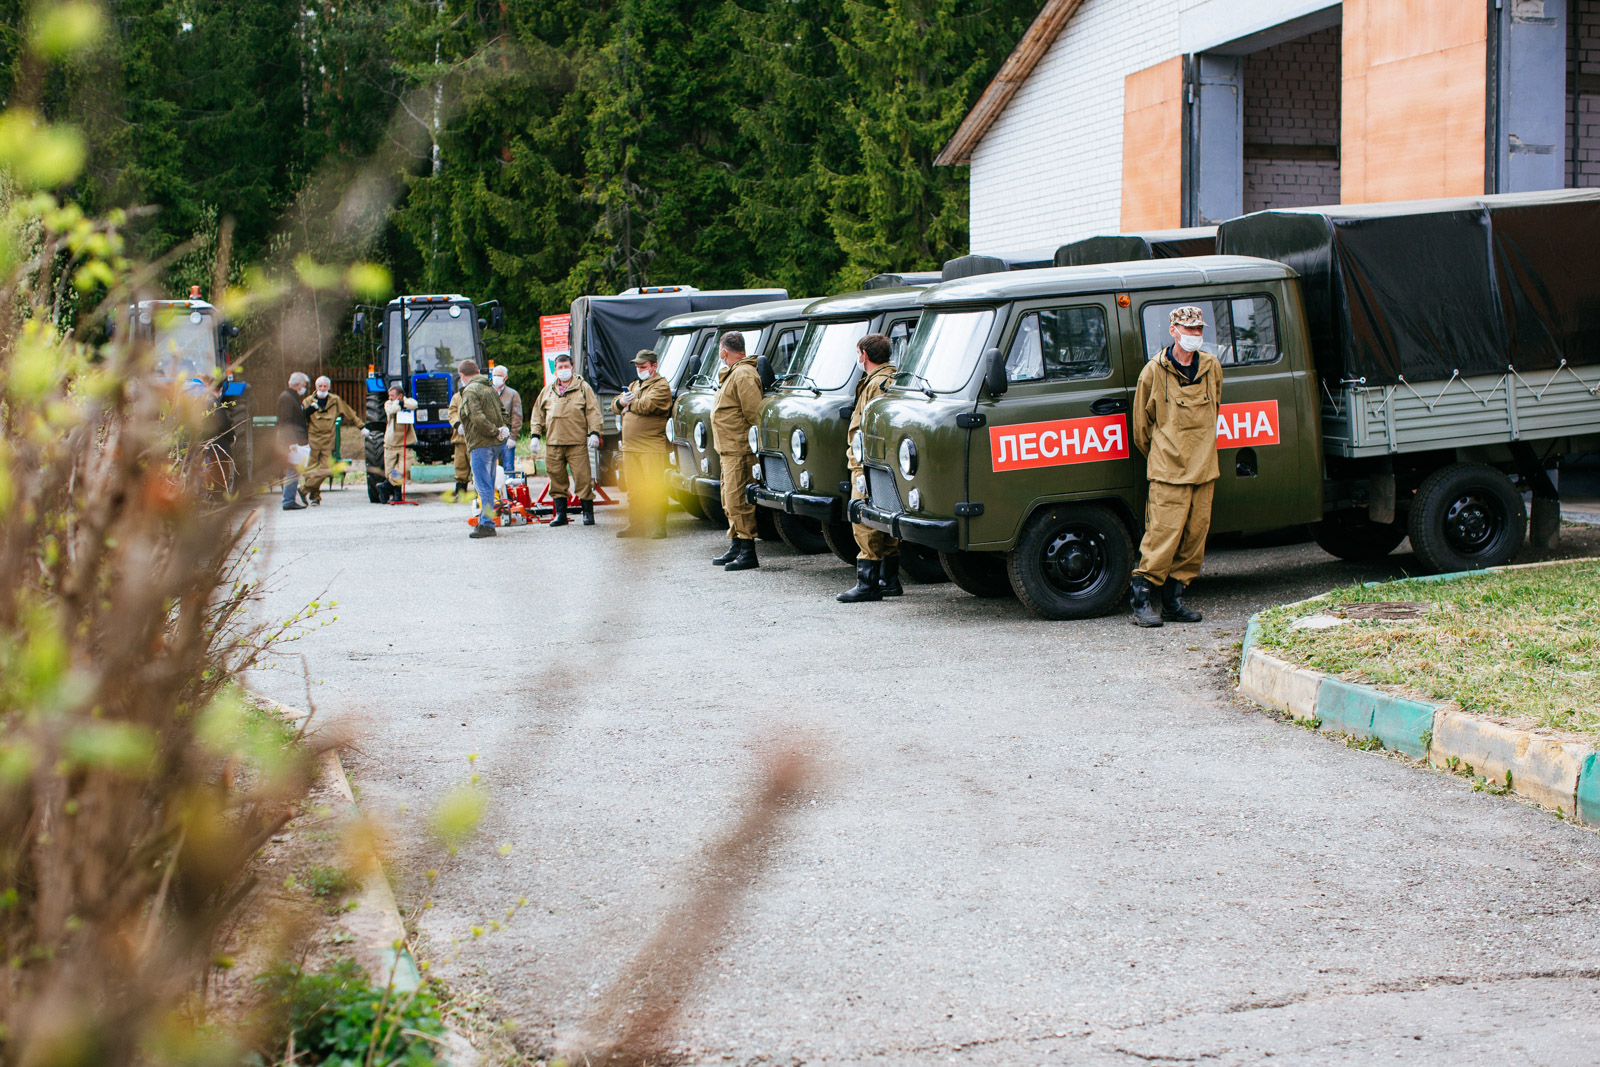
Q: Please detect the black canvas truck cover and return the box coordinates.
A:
[940,249,1057,281]
[572,288,787,394]
[1054,226,1217,266]
[1216,189,1600,385]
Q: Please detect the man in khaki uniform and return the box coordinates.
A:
[530,352,603,527]
[612,349,674,539]
[709,332,764,571]
[491,365,523,474]
[301,375,362,504]
[838,333,900,603]
[1130,305,1222,627]
[447,389,470,495]
[380,381,418,503]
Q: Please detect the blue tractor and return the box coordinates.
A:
[352,293,505,501]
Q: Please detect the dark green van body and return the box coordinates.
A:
[751,287,926,548]
[857,257,1324,606]
[667,298,814,519]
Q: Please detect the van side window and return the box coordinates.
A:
[886,318,914,364]
[773,327,802,375]
[1139,295,1280,366]
[1004,305,1110,383]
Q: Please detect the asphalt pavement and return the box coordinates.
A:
[248,482,1600,1066]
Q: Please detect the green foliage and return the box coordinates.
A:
[255,958,444,1067]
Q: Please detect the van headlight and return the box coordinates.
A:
[851,430,864,464]
[898,437,918,478]
[694,422,706,450]
[748,426,760,453]
[790,428,807,462]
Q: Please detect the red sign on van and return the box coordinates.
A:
[989,414,1129,472]
[1216,400,1280,448]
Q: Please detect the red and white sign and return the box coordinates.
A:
[539,314,571,378]
[1216,400,1280,448]
[990,414,1129,472]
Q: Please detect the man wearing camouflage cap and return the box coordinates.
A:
[1129,304,1222,628]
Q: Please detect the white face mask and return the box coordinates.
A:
[1176,333,1205,353]
[493,377,507,389]
[637,368,652,380]
[555,367,573,383]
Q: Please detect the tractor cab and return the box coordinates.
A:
[129,287,242,396]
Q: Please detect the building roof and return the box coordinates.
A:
[803,286,928,320]
[934,0,1086,166]
[919,255,1296,306]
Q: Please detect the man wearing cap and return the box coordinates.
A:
[612,349,674,538]
[1129,305,1222,628]
[709,331,763,570]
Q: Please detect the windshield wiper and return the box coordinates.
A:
[899,372,937,399]
[775,372,821,396]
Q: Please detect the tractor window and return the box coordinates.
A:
[402,305,476,375]
[385,310,402,376]
[148,307,219,381]
[1138,295,1280,366]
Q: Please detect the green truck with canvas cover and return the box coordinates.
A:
[857,191,1600,620]
[668,297,814,527]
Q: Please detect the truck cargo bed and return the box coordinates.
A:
[1321,363,1600,457]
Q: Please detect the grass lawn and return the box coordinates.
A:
[1255,559,1600,736]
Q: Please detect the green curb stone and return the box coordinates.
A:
[1578,753,1600,826]
[1315,678,1436,758]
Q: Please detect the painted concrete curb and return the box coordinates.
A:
[1237,566,1600,825]
[257,697,479,1067]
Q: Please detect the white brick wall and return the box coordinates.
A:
[1567,0,1600,187]
[1242,25,1341,211]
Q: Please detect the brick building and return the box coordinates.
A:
[941,0,1600,248]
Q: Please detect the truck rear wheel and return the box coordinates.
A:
[1006,503,1132,619]
[899,543,949,584]
[773,511,828,554]
[823,521,857,564]
[1407,463,1525,573]
[939,550,1015,599]
[1311,508,1407,561]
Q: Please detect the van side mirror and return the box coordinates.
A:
[756,354,776,391]
[352,311,367,336]
[983,347,1008,397]
[490,306,505,331]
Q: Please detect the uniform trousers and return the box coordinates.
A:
[302,444,335,497]
[453,441,470,484]
[623,450,669,530]
[383,444,407,487]
[1134,479,1216,585]
[546,443,594,502]
[850,477,898,561]
[718,451,757,540]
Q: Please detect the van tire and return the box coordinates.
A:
[1407,463,1525,573]
[1006,503,1133,619]
[899,543,949,584]
[675,489,707,520]
[774,511,829,554]
[702,496,729,528]
[755,507,781,542]
[939,550,1015,599]
[823,521,858,564]
[1311,509,1407,561]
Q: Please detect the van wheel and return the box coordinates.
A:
[774,511,828,554]
[675,489,707,520]
[703,496,729,528]
[1407,463,1525,573]
[1311,509,1407,561]
[755,507,780,542]
[899,543,949,584]
[939,550,1015,599]
[1006,503,1132,619]
[822,521,857,565]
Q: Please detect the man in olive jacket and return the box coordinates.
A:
[457,359,510,539]
[709,331,764,571]
[613,349,674,539]
[838,333,900,602]
[530,353,604,527]
[1130,305,1223,627]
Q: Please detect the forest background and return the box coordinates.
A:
[4,0,1042,398]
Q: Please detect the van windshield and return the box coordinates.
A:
[654,330,696,384]
[794,319,870,391]
[896,309,995,393]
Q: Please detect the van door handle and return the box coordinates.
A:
[1090,397,1129,415]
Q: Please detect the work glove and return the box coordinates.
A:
[587,433,601,450]
[361,428,371,438]
[497,426,510,442]
[529,435,541,454]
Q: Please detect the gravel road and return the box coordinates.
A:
[247,483,1600,1065]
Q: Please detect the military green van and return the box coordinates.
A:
[668,298,814,526]
[750,285,943,576]
[649,310,726,519]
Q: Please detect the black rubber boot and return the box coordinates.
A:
[650,519,668,539]
[1129,577,1164,628]
[837,560,883,602]
[1161,579,1203,623]
[581,500,595,526]
[377,481,393,504]
[878,555,904,597]
[469,522,497,539]
[712,539,740,565]
[454,481,468,495]
[723,538,759,571]
[550,498,569,527]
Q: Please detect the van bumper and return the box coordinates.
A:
[752,486,843,523]
[855,501,960,552]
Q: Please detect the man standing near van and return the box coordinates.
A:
[458,359,510,539]
[710,332,763,570]
[1129,305,1222,627]
[530,353,603,527]
[838,333,900,602]
[613,349,674,538]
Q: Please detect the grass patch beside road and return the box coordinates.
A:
[1255,560,1600,735]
